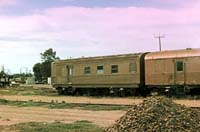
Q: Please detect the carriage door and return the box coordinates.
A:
[66,65,73,84]
[174,60,185,85]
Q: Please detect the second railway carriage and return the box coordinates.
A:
[51,53,147,95]
[145,48,200,94]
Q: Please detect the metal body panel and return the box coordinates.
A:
[145,49,200,87]
[52,53,143,89]
[145,48,200,60]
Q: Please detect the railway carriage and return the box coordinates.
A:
[145,48,200,94]
[52,48,200,96]
[51,53,147,95]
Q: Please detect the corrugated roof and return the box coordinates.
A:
[145,48,200,60]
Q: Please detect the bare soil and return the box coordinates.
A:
[0,93,199,129]
[0,105,124,127]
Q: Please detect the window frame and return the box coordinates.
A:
[176,61,184,72]
[84,66,91,75]
[129,63,137,73]
[111,64,119,74]
[96,65,104,74]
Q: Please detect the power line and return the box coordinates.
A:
[154,34,165,51]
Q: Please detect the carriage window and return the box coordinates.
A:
[84,67,91,74]
[176,61,183,71]
[111,65,118,73]
[97,66,104,74]
[130,63,137,73]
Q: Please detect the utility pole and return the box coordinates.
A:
[20,67,28,75]
[154,34,165,51]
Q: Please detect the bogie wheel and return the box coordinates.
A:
[58,88,64,95]
[119,90,125,97]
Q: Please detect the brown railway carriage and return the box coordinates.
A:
[145,48,200,94]
[51,53,146,95]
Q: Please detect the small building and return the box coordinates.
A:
[26,77,36,84]
[48,77,51,85]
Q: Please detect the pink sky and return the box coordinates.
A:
[0,0,200,73]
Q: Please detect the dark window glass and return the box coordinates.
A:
[177,61,183,71]
[129,63,137,73]
[84,67,91,74]
[97,66,104,74]
[111,65,118,73]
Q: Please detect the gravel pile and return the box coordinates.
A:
[103,96,200,132]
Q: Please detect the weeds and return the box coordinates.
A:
[0,87,57,96]
[0,99,130,111]
[8,121,102,132]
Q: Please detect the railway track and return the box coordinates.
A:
[49,102,200,110]
[54,102,200,109]
[0,95,200,107]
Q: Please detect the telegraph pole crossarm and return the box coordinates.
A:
[154,34,165,51]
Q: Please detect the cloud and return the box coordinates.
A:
[1,3,200,49]
[0,36,47,42]
[0,0,16,7]
[37,5,200,50]
[1,1,200,73]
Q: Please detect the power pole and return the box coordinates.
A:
[154,34,165,51]
[20,67,28,75]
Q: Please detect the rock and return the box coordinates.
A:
[104,96,200,132]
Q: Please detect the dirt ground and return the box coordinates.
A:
[1,95,200,107]
[0,105,124,127]
[0,94,200,129]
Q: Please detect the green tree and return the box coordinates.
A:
[0,71,5,77]
[33,48,60,82]
[33,63,42,82]
[40,48,60,62]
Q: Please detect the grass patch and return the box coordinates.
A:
[0,99,47,107]
[48,103,76,109]
[0,99,130,111]
[81,104,129,111]
[171,95,200,100]
[8,121,102,132]
[0,87,57,96]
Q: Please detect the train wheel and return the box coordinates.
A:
[150,88,158,96]
[110,89,118,96]
[127,89,136,96]
[64,89,70,95]
[58,88,64,95]
[74,90,80,96]
[83,89,91,96]
[119,88,125,97]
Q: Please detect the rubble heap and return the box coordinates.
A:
[104,96,200,132]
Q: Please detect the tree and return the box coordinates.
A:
[33,48,60,82]
[0,71,5,77]
[40,48,60,62]
[33,63,42,82]
[41,61,51,78]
